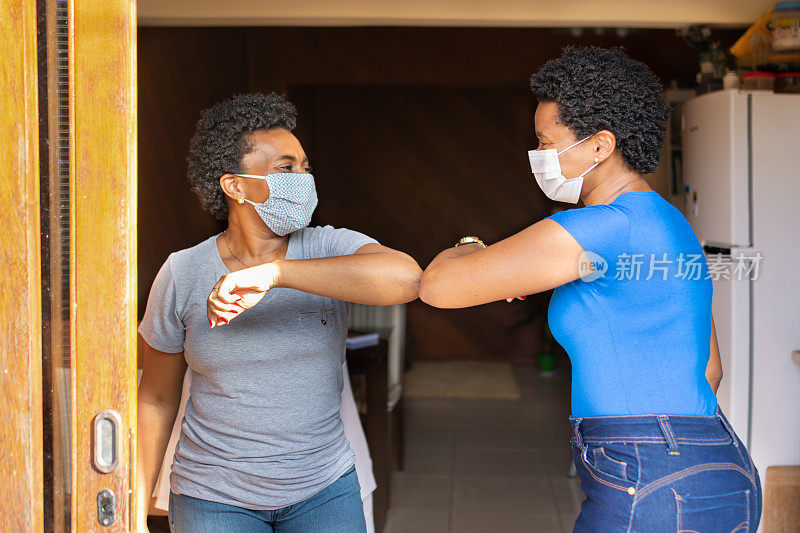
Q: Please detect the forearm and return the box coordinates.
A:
[274,251,421,305]
[428,242,484,266]
[419,243,490,308]
[135,398,179,525]
[420,220,584,309]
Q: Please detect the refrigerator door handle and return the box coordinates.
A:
[703,244,732,256]
[702,244,761,262]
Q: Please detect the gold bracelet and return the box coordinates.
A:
[454,236,486,248]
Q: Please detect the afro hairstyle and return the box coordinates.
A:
[529,46,670,174]
[187,92,297,220]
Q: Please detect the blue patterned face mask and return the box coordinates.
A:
[233,172,318,236]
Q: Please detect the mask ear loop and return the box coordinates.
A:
[557,135,600,180]
[230,174,267,206]
[556,135,593,156]
[230,173,315,205]
[575,161,599,179]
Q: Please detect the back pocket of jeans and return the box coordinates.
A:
[675,489,750,533]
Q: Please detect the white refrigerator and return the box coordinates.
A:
[682,89,800,487]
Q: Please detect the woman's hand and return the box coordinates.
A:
[207,262,280,327]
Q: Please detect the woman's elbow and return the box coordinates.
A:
[419,266,447,307]
[381,254,422,304]
[399,260,423,303]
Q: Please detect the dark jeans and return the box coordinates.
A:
[168,465,366,533]
[570,407,761,532]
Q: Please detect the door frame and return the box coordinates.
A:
[0,0,138,530]
[70,0,138,530]
[0,0,44,529]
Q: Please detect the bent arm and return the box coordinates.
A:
[419,219,584,308]
[706,313,723,395]
[135,336,187,529]
[275,243,422,305]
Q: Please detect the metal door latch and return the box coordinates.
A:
[97,488,115,526]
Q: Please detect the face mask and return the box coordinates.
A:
[234,172,318,236]
[527,135,599,204]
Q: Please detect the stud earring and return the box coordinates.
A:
[237,197,244,204]
[594,157,600,163]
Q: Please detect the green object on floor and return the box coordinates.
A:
[537,352,557,373]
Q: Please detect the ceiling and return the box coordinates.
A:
[137,0,772,28]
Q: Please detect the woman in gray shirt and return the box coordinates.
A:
[136,93,421,533]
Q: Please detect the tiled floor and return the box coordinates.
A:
[384,364,584,533]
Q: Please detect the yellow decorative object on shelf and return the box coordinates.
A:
[730,7,774,68]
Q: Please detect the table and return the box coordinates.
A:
[347,340,390,533]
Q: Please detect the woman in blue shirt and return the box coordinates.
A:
[419,47,761,532]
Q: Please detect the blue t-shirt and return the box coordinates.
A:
[547,191,717,418]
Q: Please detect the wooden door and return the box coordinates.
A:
[1,0,138,530]
[0,0,44,529]
[69,0,138,529]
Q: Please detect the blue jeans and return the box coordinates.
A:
[570,407,761,532]
[168,465,366,533]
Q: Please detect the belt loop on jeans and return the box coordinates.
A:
[715,407,739,447]
[572,418,584,448]
[656,415,680,455]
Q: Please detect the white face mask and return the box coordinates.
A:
[527,135,599,204]
[234,172,318,236]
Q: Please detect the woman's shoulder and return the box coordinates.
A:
[296,224,375,241]
[608,190,672,217]
[163,234,220,273]
[548,201,630,229]
[548,190,670,229]
[295,224,334,238]
[547,203,631,258]
[293,225,378,258]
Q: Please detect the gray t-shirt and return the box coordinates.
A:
[138,225,378,509]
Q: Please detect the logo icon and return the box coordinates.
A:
[578,251,607,282]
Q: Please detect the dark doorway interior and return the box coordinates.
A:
[291,84,543,361]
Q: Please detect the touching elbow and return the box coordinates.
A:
[392,255,422,304]
[419,267,445,307]
[406,263,423,301]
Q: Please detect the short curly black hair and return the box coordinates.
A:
[530,46,670,174]
[187,92,297,220]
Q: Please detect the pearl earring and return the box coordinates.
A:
[237,197,244,204]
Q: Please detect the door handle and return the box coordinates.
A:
[92,409,122,473]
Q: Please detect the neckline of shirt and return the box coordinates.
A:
[211,230,299,274]
[611,190,657,203]
[209,230,300,307]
